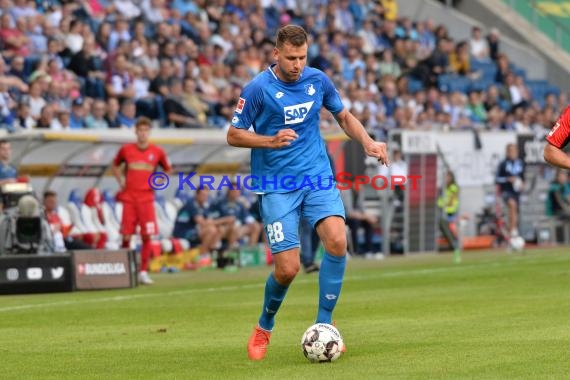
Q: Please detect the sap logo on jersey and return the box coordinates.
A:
[284,101,314,125]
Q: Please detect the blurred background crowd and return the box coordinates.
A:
[0,0,564,138]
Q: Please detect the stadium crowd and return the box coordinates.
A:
[0,0,565,138]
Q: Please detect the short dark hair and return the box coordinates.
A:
[44,190,57,199]
[276,25,308,49]
[0,139,8,146]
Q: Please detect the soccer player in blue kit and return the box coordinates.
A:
[227,25,390,361]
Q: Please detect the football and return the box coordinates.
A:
[509,236,525,252]
[300,323,344,363]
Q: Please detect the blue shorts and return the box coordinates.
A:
[258,186,345,254]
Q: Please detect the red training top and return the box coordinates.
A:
[113,143,171,202]
[546,106,570,149]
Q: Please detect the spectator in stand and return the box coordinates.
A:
[117,99,136,129]
[67,37,107,99]
[469,26,489,61]
[382,0,398,22]
[149,58,175,97]
[51,109,72,130]
[69,97,87,128]
[163,80,205,128]
[377,49,401,79]
[105,97,121,128]
[85,99,109,129]
[35,104,55,129]
[495,53,510,84]
[449,41,470,76]
[105,53,134,100]
[0,13,30,58]
[467,90,487,124]
[25,79,47,120]
[12,102,35,130]
[487,27,500,61]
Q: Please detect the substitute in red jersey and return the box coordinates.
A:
[112,117,172,285]
[545,106,570,168]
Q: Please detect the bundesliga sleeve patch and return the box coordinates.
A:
[235,97,246,114]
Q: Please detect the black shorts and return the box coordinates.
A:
[501,190,520,205]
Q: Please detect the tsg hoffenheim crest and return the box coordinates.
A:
[305,83,316,96]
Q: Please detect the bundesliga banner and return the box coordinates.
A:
[71,249,137,290]
[0,254,73,295]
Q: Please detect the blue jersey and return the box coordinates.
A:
[214,199,252,224]
[0,163,17,180]
[172,200,212,238]
[231,64,344,193]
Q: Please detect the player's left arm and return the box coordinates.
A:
[544,143,570,169]
[158,148,172,176]
[321,73,389,166]
[334,109,390,166]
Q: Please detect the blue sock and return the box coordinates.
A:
[258,273,289,331]
[316,252,346,324]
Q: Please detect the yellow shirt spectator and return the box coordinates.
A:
[382,0,398,21]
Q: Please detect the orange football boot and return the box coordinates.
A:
[247,325,272,360]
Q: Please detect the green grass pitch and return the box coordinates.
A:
[1,248,570,379]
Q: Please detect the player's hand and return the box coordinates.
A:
[271,129,298,148]
[364,141,390,166]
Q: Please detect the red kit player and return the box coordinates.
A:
[112,117,172,284]
[544,106,570,169]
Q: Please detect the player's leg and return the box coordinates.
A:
[304,187,347,325]
[248,191,303,361]
[314,216,347,323]
[120,201,137,249]
[137,201,159,284]
[507,196,519,236]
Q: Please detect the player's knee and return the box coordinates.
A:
[276,263,300,284]
[323,234,347,256]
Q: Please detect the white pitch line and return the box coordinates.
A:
[0,253,567,313]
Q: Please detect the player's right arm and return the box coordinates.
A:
[226,79,298,149]
[111,146,126,189]
[227,127,298,148]
[544,106,570,169]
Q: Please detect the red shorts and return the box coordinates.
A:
[121,200,157,236]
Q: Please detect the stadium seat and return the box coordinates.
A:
[438,74,471,94]
[101,189,122,230]
[509,64,527,80]
[407,77,424,94]
[470,60,497,82]
[66,189,107,249]
[154,194,189,254]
